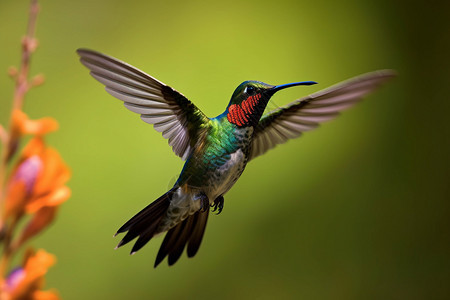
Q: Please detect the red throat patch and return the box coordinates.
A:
[227,93,262,126]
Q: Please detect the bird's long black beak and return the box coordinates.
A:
[272,81,317,94]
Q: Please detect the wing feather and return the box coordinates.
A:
[77,48,209,160]
[249,70,396,160]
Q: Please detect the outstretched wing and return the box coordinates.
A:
[77,48,209,160]
[249,70,396,160]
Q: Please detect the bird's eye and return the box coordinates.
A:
[245,86,255,95]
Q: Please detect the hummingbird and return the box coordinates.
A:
[77,48,395,267]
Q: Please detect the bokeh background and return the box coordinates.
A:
[1,0,449,299]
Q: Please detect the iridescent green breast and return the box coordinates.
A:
[177,118,253,192]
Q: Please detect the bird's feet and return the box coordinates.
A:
[197,193,210,212]
[211,196,224,215]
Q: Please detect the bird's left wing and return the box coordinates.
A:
[249,70,396,160]
[77,49,209,161]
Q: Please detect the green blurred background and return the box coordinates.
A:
[1,0,449,299]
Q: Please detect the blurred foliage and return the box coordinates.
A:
[1,0,449,299]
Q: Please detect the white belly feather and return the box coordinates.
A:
[207,148,246,200]
[158,149,247,232]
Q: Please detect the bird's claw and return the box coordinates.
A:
[211,196,224,215]
[198,193,209,212]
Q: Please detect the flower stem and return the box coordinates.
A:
[13,0,40,110]
[0,0,40,273]
[0,216,19,277]
[0,0,40,217]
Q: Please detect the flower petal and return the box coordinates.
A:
[21,138,46,159]
[16,207,58,248]
[12,110,59,136]
[13,155,42,194]
[32,290,60,300]
[24,249,56,278]
[9,249,57,300]
[25,186,71,214]
[4,181,28,219]
[33,148,71,197]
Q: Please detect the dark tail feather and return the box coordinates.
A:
[187,209,209,257]
[167,215,196,265]
[154,209,209,267]
[115,189,173,252]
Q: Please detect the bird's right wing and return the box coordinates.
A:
[249,70,396,160]
[77,48,210,161]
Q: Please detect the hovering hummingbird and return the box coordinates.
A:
[77,48,394,267]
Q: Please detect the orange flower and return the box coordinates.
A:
[11,110,58,137]
[4,137,70,243]
[6,110,58,162]
[0,249,60,300]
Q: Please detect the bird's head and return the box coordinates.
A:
[226,80,317,127]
